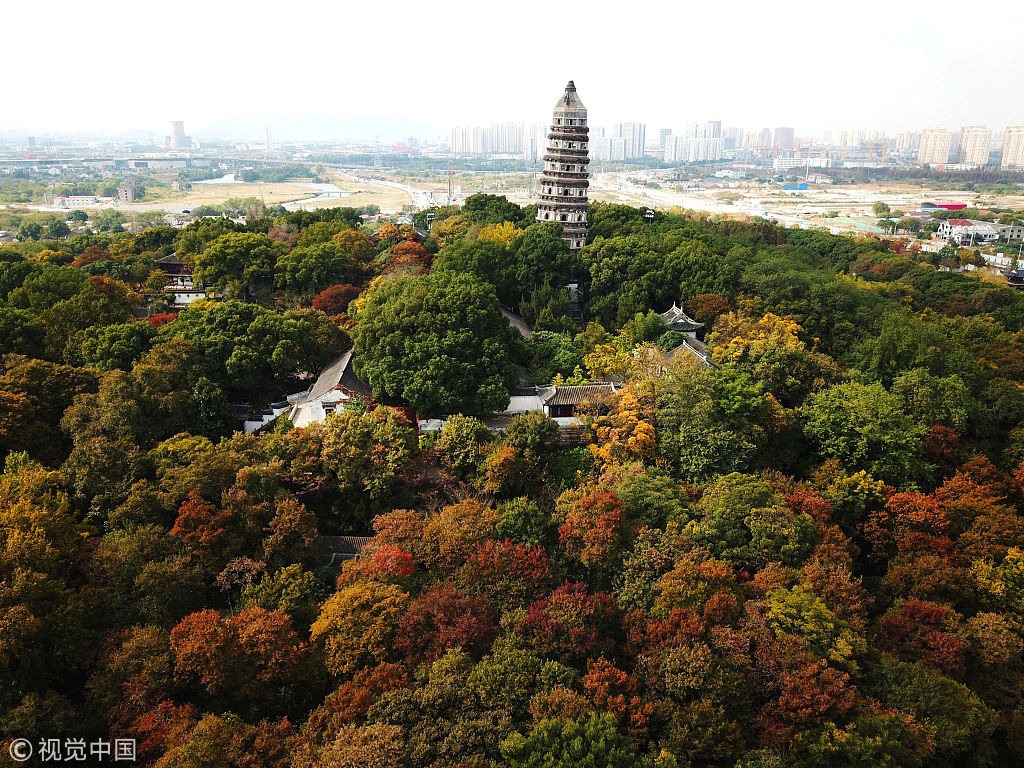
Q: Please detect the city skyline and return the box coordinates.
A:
[7,0,1024,138]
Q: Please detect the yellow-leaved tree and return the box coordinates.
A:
[708,310,840,407]
[310,582,409,676]
[583,343,634,380]
[585,383,656,471]
[478,221,523,248]
[376,220,399,242]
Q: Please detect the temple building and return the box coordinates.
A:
[536,80,590,251]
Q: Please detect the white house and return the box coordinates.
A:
[937,219,1000,245]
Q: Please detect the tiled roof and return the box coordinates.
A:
[666,337,718,369]
[543,383,616,407]
[315,535,373,565]
[339,352,372,396]
[661,302,704,332]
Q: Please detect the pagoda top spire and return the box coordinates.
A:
[555,80,586,112]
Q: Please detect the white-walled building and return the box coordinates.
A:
[664,122,724,163]
[937,218,1001,245]
[773,156,832,170]
[451,122,546,156]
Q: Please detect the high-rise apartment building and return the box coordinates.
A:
[831,128,886,148]
[959,125,991,166]
[694,121,722,139]
[1001,126,1024,170]
[665,136,724,162]
[895,131,921,151]
[536,81,591,252]
[489,122,528,154]
[773,126,795,149]
[743,128,772,149]
[451,126,488,155]
[451,122,545,156]
[918,129,954,165]
[591,135,627,162]
[722,126,743,151]
[613,122,646,159]
[664,122,724,163]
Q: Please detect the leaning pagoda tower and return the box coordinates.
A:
[536,80,590,251]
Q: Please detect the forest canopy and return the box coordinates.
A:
[2,195,1024,766]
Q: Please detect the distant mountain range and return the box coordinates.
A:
[194,115,441,143]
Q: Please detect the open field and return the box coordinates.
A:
[317,172,413,212]
[141,182,316,209]
[118,173,415,214]
[100,167,1024,224]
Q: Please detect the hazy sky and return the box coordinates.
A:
[7,0,1024,138]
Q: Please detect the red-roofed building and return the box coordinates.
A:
[920,201,968,211]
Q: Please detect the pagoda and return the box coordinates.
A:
[536,80,590,251]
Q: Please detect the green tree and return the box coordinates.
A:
[41,277,139,361]
[500,712,653,768]
[352,271,519,415]
[0,356,98,464]
[790,714,925,768]
[692,473,816,568]
[239,565,328,632]
[802,381,929,487]
[172,217,246,260]
[190,232,283,299]
[866,656,997,766]
[0,308,45,356]
[5,263,85,313]
[765,584,867,672]
[289,308,350,379]
[434,414,491,480]
[62,338,230,448]
[78,321,158,371]
[367,648,511,766]
[318,407,417,500]
[462,193,526,226]
[850,311,955,386]
[158,301,318,403]
[709,311,841,408]
[275,241,359,297]
[891,368,974,431]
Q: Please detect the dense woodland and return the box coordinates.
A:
[3,195,1024,766]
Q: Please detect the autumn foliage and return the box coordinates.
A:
[312,283,361,316]
[8,199,1024,767]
